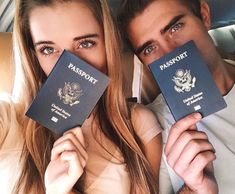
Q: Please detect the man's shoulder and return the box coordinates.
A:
[146,94,171,118]
[146,94,175,131]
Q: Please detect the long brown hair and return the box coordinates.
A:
[13,0,157,193]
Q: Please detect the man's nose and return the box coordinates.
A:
[159,40,178,56]
[65,47,76,54]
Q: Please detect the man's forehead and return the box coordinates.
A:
[127,10,159,48]
[127,0,190,47]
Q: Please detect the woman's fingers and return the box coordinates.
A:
[51,127,88,163]
[45,127,88,194]
[60,150,86,178]
[54,127,85,148]
[64,127,86,147]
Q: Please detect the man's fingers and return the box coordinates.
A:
[169,139,215,169]
[189,151,216,177]
[188,124,197,130]
[166,131,209,165]
[171,150,216,186]
[165,113,202,155]
[183,151,216,189]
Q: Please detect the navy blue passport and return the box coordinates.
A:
[149,40,227,121]
[26,50,109,134]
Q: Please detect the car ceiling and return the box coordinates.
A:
[0,0,235,32]
[207,0,235,28]
[108,0,235,28]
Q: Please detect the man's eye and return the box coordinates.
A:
[40,46,55,55]
[170,23,184,34]
[143,45,157,56]
[78,40,95,49]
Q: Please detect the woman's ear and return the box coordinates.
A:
[200,1,211,30]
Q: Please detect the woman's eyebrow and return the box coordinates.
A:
[73,34,99,41]
[34,34,99,47]
[34,40,54,47]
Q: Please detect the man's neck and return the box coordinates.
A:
[212,59,235,96]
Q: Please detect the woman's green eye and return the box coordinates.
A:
[40,47,55,55]
[79,41,95,48]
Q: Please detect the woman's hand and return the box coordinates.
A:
[45,127,88,194]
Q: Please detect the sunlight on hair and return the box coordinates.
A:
[12,39,24,102]
[0,92,12,102]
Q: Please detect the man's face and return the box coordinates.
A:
[127,0,216,66]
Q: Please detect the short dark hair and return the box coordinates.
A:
[117,0,202,50]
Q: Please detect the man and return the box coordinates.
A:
[118,0,235,193]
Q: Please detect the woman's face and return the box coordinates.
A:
[29,1,107,75]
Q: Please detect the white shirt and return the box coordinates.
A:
[147,84,235,194]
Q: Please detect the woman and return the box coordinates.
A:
[0,0,162,193]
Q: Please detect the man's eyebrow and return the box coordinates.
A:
[160,14,185,34]
[73,33,99,41]
[135,40,153,55]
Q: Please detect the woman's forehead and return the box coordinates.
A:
[29,1,102,43]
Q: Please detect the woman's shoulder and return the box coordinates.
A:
[131,103,159,123]
[131,103,152,119]
[131,103,162,144]
[0,93,14,115]
[0,93,23,148]
[0,95,24,194]
[0,93,20,119]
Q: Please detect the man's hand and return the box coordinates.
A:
[165,113,218,194]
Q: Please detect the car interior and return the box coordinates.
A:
[0,0,235,104]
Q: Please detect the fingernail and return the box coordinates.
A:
[193,113,202,119]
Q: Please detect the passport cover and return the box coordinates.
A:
[149,40,227,121]
[26,50,109,134]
